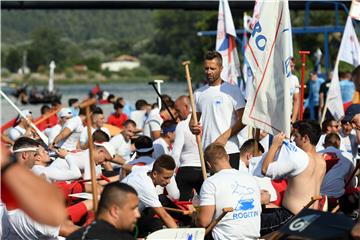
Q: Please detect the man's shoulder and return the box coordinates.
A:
[66,221,134,240]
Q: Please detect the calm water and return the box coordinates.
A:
[1,82,188,124]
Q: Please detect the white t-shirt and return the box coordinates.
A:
[239,158,277,202]
[252,140,309,179]
[45,124,61,145]
[316,133,347,152]
[152,137,171,159]
[6,208,59,240]
[194,82,245,154]
[320,146,356,198]
[32,157,82,182]
[171,115,201,167]
[50,150,102,180]
[79,126,111,146]
[127,155,155,171]
[109,133,132,162]
[122,168,162,212]
[130,110,147,130]
[200,168,261,240]
[8,126,26,142]
[339,130,358,161]
[57,116,83,151]
[289,75,300,97]
[143,109,163,139]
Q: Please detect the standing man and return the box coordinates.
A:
[196,144,261,240]
[110,120,137,163]
[108,102,128,129]
[173,95,203,200]
[67,182,140,240]
[306,71,324,121]
[190,51,246,169]
[289,58,300,124]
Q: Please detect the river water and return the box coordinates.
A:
[1,82,189,124]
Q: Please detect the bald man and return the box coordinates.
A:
[172,96,203,201]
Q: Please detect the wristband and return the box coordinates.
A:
[1,161,17,175]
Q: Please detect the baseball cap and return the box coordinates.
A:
[94,142,115,158]
[135,136,153,153]
[343,104,360,122]
[58,108,73,118]
[16,109,32,122]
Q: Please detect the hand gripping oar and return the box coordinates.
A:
[148,81,177,121]
[0,89,49,145]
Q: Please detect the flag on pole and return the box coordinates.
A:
[241,13,253,100]
[325,16,360,121]
[216,0,241,85]
[338,16,360,66]
[243,0,293,137]
[326,62,344,120]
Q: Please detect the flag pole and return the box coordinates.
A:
[182,61,207,180]
[299,51,310,120]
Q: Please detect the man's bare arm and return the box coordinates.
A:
[153,207,178,228]
[151,130,161,140]
[215,108,245,146]
[196,205,215,228]
[292,92,300,123]
[52,127,72,146]
[2,162,66,226]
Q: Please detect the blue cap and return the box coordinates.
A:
[343,104,360,122]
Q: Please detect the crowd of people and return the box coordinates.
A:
[1,51,360,239]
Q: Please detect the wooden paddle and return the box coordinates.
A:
[205,207,233,235]
[182,60,207,180]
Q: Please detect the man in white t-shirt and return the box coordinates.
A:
[289,58,300,124]
[79,106,110,148]
[51,141,115,180]
[8,109,34,143]
[143,98,177,140]
[152,120,177,159]
[339,117,358,161]
[173,95,203,201]
[319,133,356,198]
[51,107,90,151]
[190,51,246,170]
[110,119,137,163]
[45,107,73,145]
[196,143,261,240]
[122,155,178,237]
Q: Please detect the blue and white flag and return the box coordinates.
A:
[216,0,241,85]
[243,0,293,137]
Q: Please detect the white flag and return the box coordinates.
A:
[243,0,293,137]
[326,62,344,120]
[338,16,360,66]
[350,0,360,21]
[326,16,360,121]
[216,0,241,85]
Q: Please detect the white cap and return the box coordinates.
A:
[58,108,73,118]
[95,142,115,158]
[20,109,32,118]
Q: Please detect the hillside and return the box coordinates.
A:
[1,10,155,44]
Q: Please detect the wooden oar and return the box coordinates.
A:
[205,207,233,235]
[182,60,207,180]
[82,97,98,212]
[163,207,191,215]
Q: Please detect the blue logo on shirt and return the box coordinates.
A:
[231,182,259,220]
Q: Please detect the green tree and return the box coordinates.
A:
[5,48,22,72]
[27,28,66,71]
